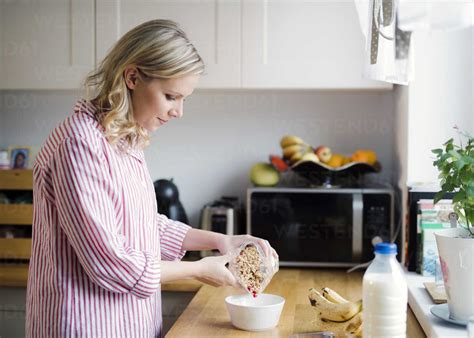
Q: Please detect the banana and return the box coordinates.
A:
[282,144,302,159]
[308,288,362,322]
[300,152,320,163]
[343,312,362,336]
[321,287,349,304]
[282,144,312,159]
[280,135,306,148]
[311,311,363,337]
[350,319,363,337]
[290,151,304,163]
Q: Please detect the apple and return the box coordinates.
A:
[269,155,289,172]
[314,146,332,163]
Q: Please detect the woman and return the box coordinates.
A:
[13,151,27,169]
[26,20,277,338]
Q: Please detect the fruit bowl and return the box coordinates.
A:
[291,160,381,187]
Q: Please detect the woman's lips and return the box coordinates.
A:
[156,117,167,125]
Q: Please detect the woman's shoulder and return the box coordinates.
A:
[34,100,106,168]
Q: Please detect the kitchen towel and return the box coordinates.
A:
[354,0,473,85]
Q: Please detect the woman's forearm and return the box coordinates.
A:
[160,260,201,283]
[159,229,225,284]
[181,228,225,251]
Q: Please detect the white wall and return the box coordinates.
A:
[0,90,395,227]
[407,27,474,185]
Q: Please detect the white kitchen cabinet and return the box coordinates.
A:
[96,0,241,89]
[241,0,392,90]
[0,0,95,90]
[0,0,391,90]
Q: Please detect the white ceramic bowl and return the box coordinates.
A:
[225,293,285,331]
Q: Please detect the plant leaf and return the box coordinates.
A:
[455,159,466,171]
[432,148,443,155]
[448,150,461,159]
[453,191,466,203]
[443,138,454,146]
[434,191,446,204]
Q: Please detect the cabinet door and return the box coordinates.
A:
[0,0,95,89]
[96,0,241,88]
[241,0,392,89]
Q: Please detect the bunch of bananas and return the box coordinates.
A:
[280,135,318,165]
[308,287,363,337]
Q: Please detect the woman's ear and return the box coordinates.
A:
[124,66,139,90]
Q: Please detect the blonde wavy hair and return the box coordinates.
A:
[85,19,205,149]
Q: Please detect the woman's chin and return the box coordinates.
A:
[141,121,161,133]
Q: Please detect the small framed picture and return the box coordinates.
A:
[0,149,9,169]
[9,146,31,169]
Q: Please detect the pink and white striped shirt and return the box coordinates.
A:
[26,99,190,338]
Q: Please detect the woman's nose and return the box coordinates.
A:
[169,102,184,119]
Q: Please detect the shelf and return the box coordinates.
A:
[0,238,31,260]
[0,204,33,225]
[0,169,33,190]
[0,264,29,287]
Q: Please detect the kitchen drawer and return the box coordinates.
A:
[0,170,33,190]
[0,265,29,287]
[0,204,33,225]
[0,238,31,260]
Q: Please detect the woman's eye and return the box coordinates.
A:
[165,94,176,101]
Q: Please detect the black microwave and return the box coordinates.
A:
[247,187,394,267]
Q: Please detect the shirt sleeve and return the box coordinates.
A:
[52,136,160,299]
[155,213,191,261]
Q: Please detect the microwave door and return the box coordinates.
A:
[249,191,355,266]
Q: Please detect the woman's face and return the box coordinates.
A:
[124,67,200,132]
[15,153,26,168]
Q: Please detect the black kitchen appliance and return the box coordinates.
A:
[154,178,188,224]
[247,185,394,267]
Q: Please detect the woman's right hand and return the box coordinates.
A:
[194,255,240,288]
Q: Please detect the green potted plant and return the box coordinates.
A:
[432,128,474,322]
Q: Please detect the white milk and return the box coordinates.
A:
[363,243,408,338]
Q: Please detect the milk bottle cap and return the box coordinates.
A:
[374,242,397,254]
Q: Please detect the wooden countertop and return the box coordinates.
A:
[162,279,203,292]
[166,268,426,338]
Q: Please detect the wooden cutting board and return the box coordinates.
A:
[424,282,447,304]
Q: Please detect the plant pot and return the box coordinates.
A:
[434,227,474,322]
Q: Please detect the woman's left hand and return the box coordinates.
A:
[216,234,278,261]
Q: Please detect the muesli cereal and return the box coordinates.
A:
[234,244,264,297]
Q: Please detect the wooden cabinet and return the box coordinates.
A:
[96,0,241,89]
[241,0,391,89]
[0,170,33,287]
[0,0,95,89]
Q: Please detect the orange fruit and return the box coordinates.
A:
[351,150,377,165]
[327,153,345,168]
[342,156,352,165]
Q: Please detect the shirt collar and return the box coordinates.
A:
[117,139,145,164]
[74,99,145,164]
